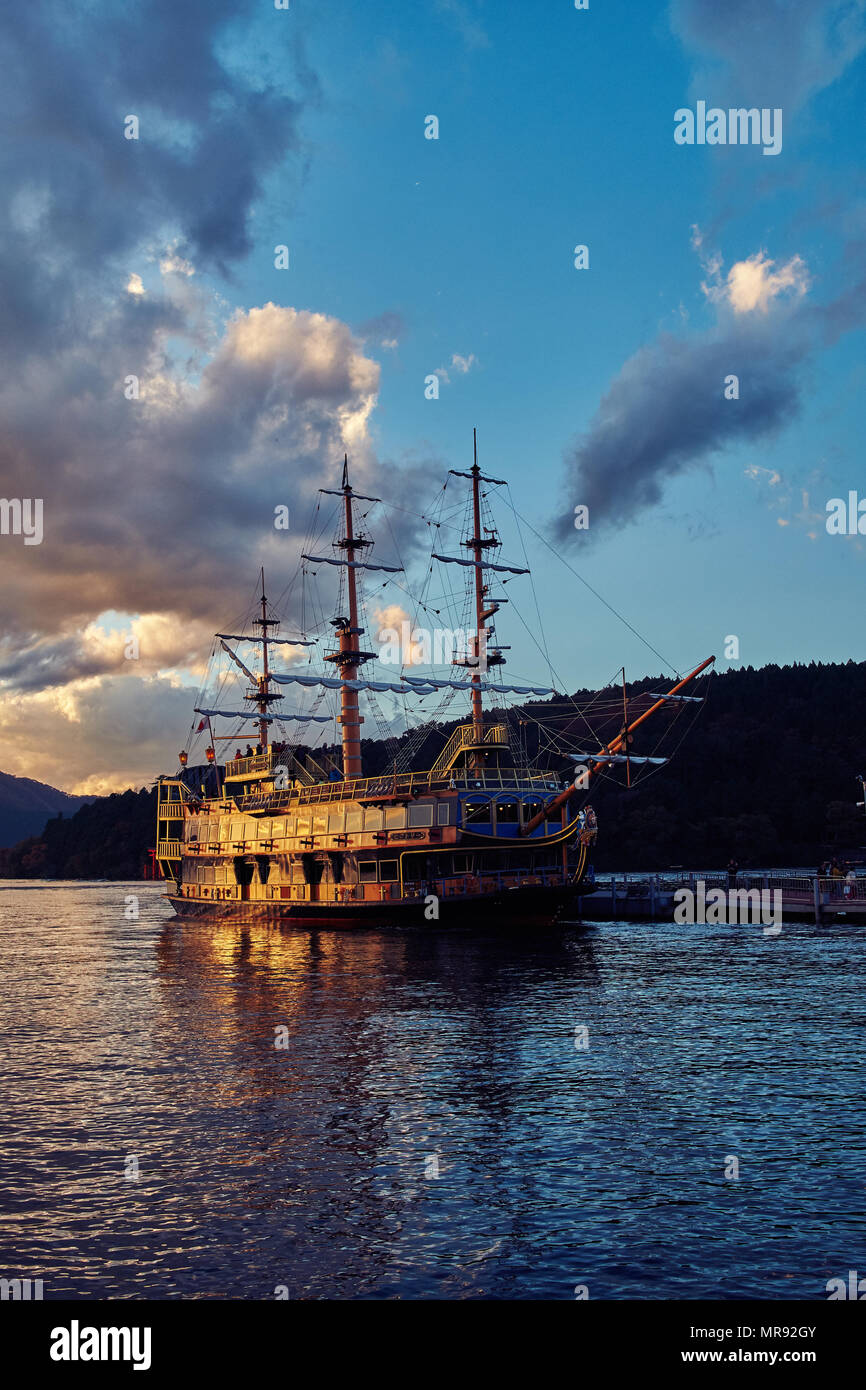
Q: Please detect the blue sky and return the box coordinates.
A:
[244,0,866,676]
[1,0,864,790]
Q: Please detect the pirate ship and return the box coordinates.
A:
[155,436,713,925]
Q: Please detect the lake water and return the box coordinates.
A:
[0,881,863,1300]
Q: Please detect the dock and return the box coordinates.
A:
[576,872,866,923]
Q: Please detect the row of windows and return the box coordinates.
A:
[186,801,449,843]
[462,798,556,827]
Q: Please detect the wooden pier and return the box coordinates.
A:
[576,872,866,923]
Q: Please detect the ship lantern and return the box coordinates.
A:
[178,750,189,766]
[205,746,215,763]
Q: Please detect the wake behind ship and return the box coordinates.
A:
[155,437,713,926]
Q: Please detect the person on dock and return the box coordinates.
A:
[727,857,738,888]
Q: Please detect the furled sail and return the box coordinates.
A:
[194,707,331,722]
[216,633,317,646]
[432,553,529,575]
[270,672,556,696]
[570,752,669,765]
[302,554,403,572]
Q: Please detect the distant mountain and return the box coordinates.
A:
[0,771,94,848]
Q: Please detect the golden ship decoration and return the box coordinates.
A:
[155,435,714,925]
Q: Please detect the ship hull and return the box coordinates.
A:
[165,880,589,928]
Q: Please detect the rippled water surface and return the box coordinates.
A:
[1,882,863,1300]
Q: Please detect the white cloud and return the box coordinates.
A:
[126,272,145,296]
[703,251,810,315]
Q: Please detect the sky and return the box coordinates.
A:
[1,0,865,793]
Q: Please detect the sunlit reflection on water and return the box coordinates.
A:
[0,882,863,1299]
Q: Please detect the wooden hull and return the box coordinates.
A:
[166,879,591,928]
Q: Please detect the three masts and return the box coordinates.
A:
[156,440,713,926]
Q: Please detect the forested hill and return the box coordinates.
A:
[0,661,863,879]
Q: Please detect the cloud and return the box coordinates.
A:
[703,250,811,314]
[555,245,828,539]
[0,1,432,790]
[435,0,490,50]
[670,0,866,112]
[357,310,405,349]
[433,351,479,385]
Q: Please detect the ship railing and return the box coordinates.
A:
[230,766,564,812]
[429,721,508,775]
[156,839,182,858]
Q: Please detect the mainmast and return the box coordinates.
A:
[252,566,279,750]
[330,457,367,779]
[469,432,486,760]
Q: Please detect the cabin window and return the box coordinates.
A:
[296,813,312,836]
[437,802,450,826]
[495,800,519,825]
[186,817,199,841]
[385,806,405,830]
[522,800,543,825]
[230,820,243,840]
[359,860,378,883]
[328,810,346,834]
[462,799,490,825]
[291,861,305,883]
[313,813,328,836]
[281,815,295,839]
[257,819,271,839]
[346,808,363,833]
[215,867,228,884]
[452,853,471,874]
[408,803,434,828]
[364,807,383,831]
[379,860,399,883]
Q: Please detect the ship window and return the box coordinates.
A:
[281,815,294,839]
[379,860,399,882]
[364,807,383,831]
[437,802,450,826]
[215,868,227,884]
[296,813,312,836]
[291,860,305,883]
[385,806,405,830]
[408,803,434,828]
[328,809,346,834]
[495,800,519,824]
[522,800,543,824]
[359,860,378,883]
[230,821,243,840]
[452,853,471,874]
[462,799,490,825]
[346,808,363,833]
[186,817,199,841]
[313,813,328,836]
[257,819,271,839]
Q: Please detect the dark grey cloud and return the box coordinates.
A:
[556,316,805,541]
[670,0,866,112]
